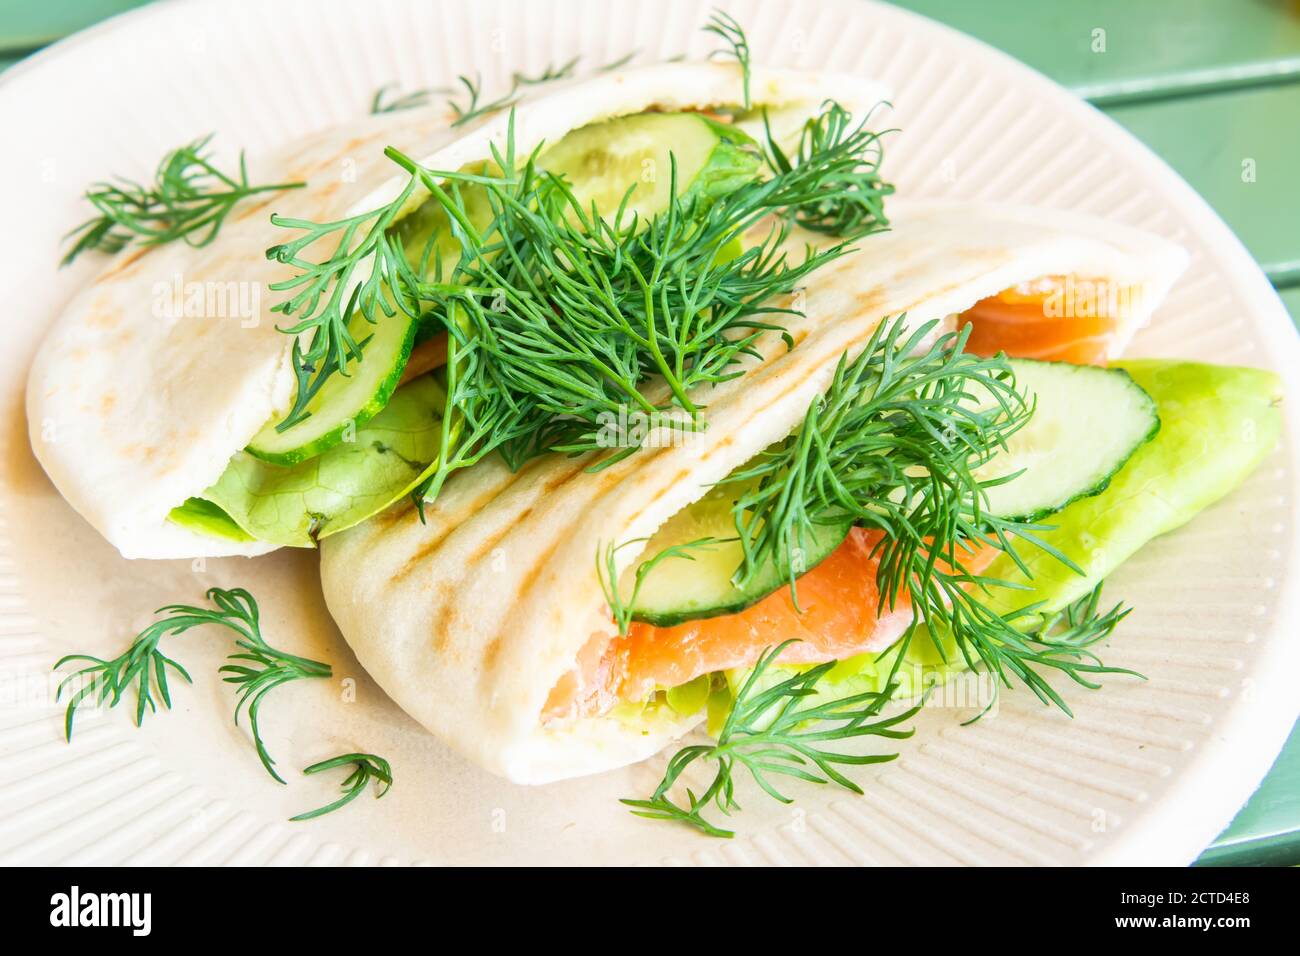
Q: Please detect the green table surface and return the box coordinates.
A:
[1,0,1296,866]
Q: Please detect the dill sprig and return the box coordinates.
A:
[623,641,919,838]
[448,73,522,128]
[598,50,639,72]
[410,101,890,493]
[1028,583,1132,652]
[264,164,504,430]
[370,83,445,114]
[62,135,304,266]
[53,588,331,784]
[372,6,752,124]
[765,101,895,238]
[267,95,891,498]
[54,617,194,741]
[728,318,1027,598]
[704,9,752,108]
[969,582,1138,720]
[290,753,393,821]
[626,585,1134,837]
[409,142,844,496]
[210,589,333,783]
[372,58,579,118]
[512,56,581,87]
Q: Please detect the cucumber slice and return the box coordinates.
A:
[246,310,418,466]
[627,483,851,627]
[976,359,1160,522]
[539,112,761,223]
[391,169,496,280]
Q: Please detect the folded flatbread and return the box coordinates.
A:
[319,198,1188,784]
[27,62,885,559]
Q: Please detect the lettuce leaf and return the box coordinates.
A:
[190,375,445,547]
[168,497,255,543]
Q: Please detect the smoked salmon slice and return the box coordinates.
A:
[958,276,1127,365]
[545,528,994,720]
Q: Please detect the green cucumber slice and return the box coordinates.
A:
[627,483,851,627]
[391,168,496,280]
[246,309,418,466]
[199,375,446,547]
[539,112,761,223]
[976,358,1160,522]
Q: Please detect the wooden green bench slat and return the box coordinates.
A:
[0,0,149,54]
[895,0,1300,104]
[6,2,1300,104]
[1105,83,1300,285]
[1280,286,1300,330]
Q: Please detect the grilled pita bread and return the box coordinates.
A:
[28,62,886,559]
[320,198,1188,783]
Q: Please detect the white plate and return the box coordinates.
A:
[0,0,1296,866]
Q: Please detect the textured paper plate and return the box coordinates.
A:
[0,0,1296,866]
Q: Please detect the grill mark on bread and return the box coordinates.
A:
[96,245,152,281]
[232,192,284,224]
[496,459,633,629]
[393,470,532,580]
[425,455,595,652]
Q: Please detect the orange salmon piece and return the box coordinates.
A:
[545,528,995,720]
[958,276,1123,365]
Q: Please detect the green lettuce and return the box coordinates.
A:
[176,375,446,547]
[169,497,255,543]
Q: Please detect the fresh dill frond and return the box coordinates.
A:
[409,101,890,498]
[960,582,1138,721]
[728,316,1137,713]
[1030,583,1132,651]
[623,641,919,838]
[210,589,333,783]
[728,317,1026,598]
[62,135,304,266]
[264,163,504,430]
[448,73,521,127]
[704,9,752,108]
[53,588,331,784]
[265,181,421,431]
[597,50,639,72]
[268,95,891,497]
[372,58,576,119]
[370,83,445,114]
[764,100,896,239]
[512,56,581,87]
[625,583,1134,836]
[290,753,393,821]
[54,617,195,741]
